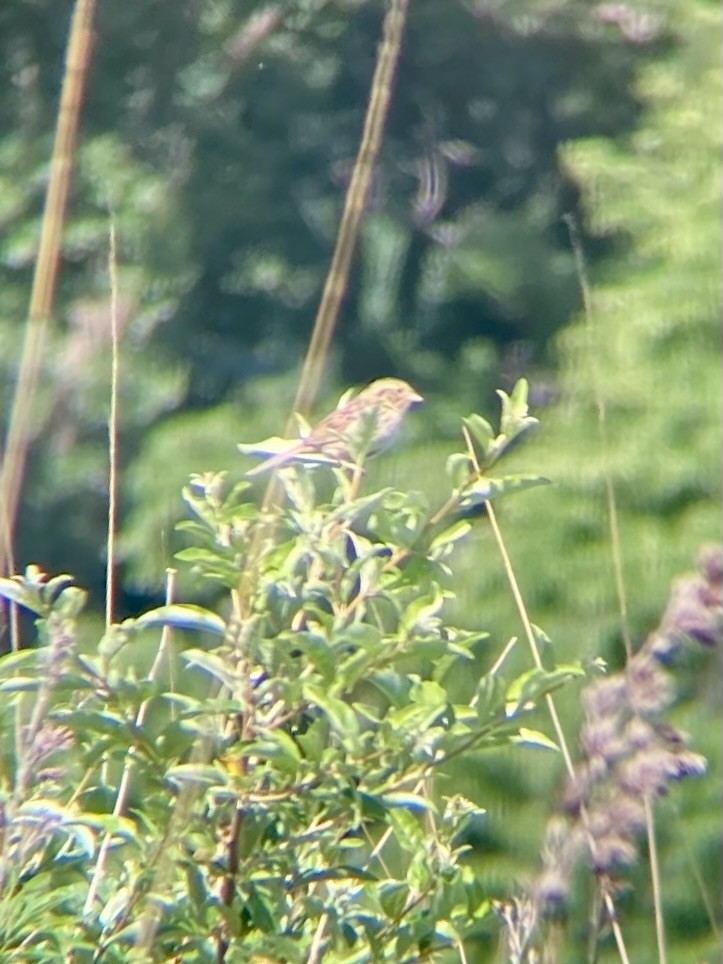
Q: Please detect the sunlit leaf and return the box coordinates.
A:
[462,413,495,455]
[380,792,436,813]
[133,604,226,637]
[0,577,46,614]
[511,727,559,751]
[303,683,360,742]
[459,473,550,511]
[181,649,240,690]
[445,453,473,490]
[165,764,226,789]
[429,519,472,554]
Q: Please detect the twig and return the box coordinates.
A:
[225,6,283,67]
[306,912,329,964]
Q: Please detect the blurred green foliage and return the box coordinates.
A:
[0,0,720,959]
[442,3,722,959]
[1,0,654,597]
[454,0,720,659]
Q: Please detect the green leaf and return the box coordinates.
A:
[380,792,436,814]
[511,728,559,751]
[401,586,445,634]
[532,624,556,671]
[497,378,531,433]
[246,729,302,773]
[99,888,132,930]
[410,679,448,707]
[340,623,385,652]
[329,488,394,528]
[463,413,495,454]
[407,849,432,891]
[357,791,389,822]
[459,473,550,511]
[387,697,445,732]
[75,811,138,842]
[293,631,335,683]
[293,865,378,886]
[303,683,360,742]
[52,585,87,617]
[367,670,411,708]
[489,418,540,463]
[388,809,425,851]
[181,649,240,690]
[472,673,508,721]
[505,664,586,717]
[0,650,41,676]
[245,883,278,934]
[378,880,410,919]
[133,604,226,637]
[509,376,530,413]
[429,519,472,554]
[0,675,42,694]
[0,577,46,614]
[56,709,134,740]
[295,716,329,763]
[165,764,226,789]
[445,453,473,490]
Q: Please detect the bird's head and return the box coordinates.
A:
[363,378,424,413]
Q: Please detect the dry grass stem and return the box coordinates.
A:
[0,0,97,575]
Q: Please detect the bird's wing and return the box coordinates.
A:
[245,441,345,476]
[244,440,304,476]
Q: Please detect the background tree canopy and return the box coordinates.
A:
[1,0,657,598]
[0,0,720,959]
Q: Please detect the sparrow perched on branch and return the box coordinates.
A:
[245,377,423,476]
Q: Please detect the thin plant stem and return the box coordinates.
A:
[469,635,518,708]
[0,0,96,574]
[565,213,654,963]
[238,0,411,616]
[484,501,574,770]
[291,0,410,415]
[484,498,631,964]
[487,635,519,679]
[106,220,120,631]
[455,935,469,964]
[8,600,19,653]
[563,214,632,661]
[306,913,329,964]
[645,796,667,964]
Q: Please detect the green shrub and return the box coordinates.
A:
[0,384,582,961]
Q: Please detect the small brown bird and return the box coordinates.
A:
[246,377,423,475]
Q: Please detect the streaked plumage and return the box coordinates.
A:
[246,378,423,475]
